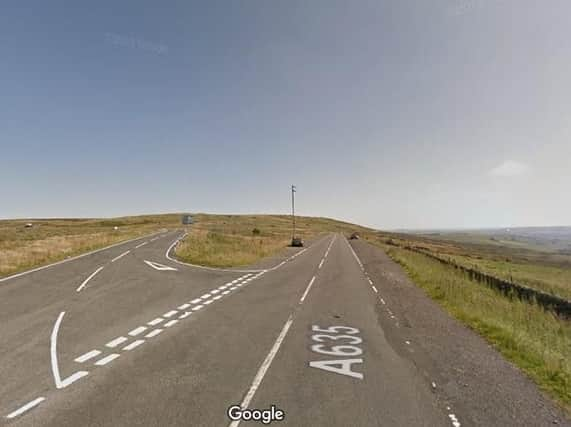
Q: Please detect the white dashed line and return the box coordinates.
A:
[76,266,104,292]
[145,329,163,338]
[6,397,45,419]
[318,259,325,269]
[200,293,211,299]
[380,298,386,305]
[148,318,164,326]
[230,286,238,291]
[372,286,378,293]
[178,303,191,310]
[164,319,178,327]
[192,305,204,311]
[213,295,222,300]
[128,326,147,336]
[75,350,101,363]
[135,241,148,248]
[211,289,220,294]
[299,276,316,304]
[229,314,294,427]
[191,298,202,304]
[222,290,230,295]
[203,299,214,305]
[163,310,178,318]
[367,278,373,285]
[448,413,461,427]
[106,336,128,348]
[111,250,130,263]
[95,353,120,366]
[179,311,192,319]
[123,340,145,351]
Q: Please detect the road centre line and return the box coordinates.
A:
[128,326,147,336]
[145,329,163,338]
[318,259,325,269]
[192,305,204,311]
[372,286,378,293]
[200,293,211,299]
[75,350,101,363]
[6,397,46,419]
[111,250,130,263]
[76,266,104,292]
[299,276,316,304]
[179,311,192,319]
[163,310,178,318]
[190,298,202,304]
[164,319,178,327]
[229,314,295,427]
[148,318,164,326]
[95,354,120,366]
[106,336,128,348]
[178,303,191,310]
[123,340,145,351]
[135,241,148,248]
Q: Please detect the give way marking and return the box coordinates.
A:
[143,260,178,271]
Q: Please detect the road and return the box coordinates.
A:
[0,231,568,426]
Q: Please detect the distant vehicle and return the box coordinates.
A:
[182,214,193,225]
[291,237,304,247]
[350,232,360,240]
[24,223,33,228]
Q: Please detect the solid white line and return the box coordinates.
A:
[95,353,120,366]
[111,250,130,263]
[229,315,294,427]
[178,303,191,310]
[164,319,178,327]
[318,259,325,269]
[148,318,164,326]
[50,312,88,389]
[190,298,202,304]
[145,329,163,338]
[299,276,316,304]
[74,350,101,363]
[76,266,104,292]
[0,231,162,283]
[192,305,204,311]
[135,241,148,249]
[6,397,45,419]
[123,339,145,351]
[128,326,147,336]
[163,310,178,318]
[372,286,378,293]
[106,336,128,348]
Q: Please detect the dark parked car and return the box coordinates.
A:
[291,237,304,247]
[349,232,360,240]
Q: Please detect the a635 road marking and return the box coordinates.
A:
[308,325,364,379]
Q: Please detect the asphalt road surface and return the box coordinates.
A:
[1,231,568,426]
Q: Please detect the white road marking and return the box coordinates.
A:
[51,312,88,389]
[222,290,230,295]
[123,340,145,351]
[367,278,373,285]
[164,319,178,327]
[372,286,378,293]
[76,266,104,292]
[191,298,202,304]
[318,259,325,269]
[145,329,163,338]
[148,318,164,326]
[75,350,101,363]
[231,279,240,284]
[380,298,386,305]
[143,260,178,271]
[192,305,204,311]
[230,286,238,290]
[106,336,128,348]
[163,310,178,318]
[179,311,192,319]
[229,315,294,427]
[203,299,214,305]
[111,250,130,263]
[299,276,316,304]
[200,293,211,299]
[213,295,222,300]
[178,303,191,310]
[128,326,147,336]
[449,413,461,427]
[210,289,220,294]
[6,397,45,419]
[135,241,148,248]
[218,285,228,290]
[405,340,411,345]
[95,353,120,366]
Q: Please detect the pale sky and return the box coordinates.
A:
[1,1,570,229]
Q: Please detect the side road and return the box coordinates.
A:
[349,239,570,427]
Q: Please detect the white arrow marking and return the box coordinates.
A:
[143,260,178,271]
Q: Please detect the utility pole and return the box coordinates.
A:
[291,185,296,240]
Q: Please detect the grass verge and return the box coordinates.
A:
[175,213,371,267]
[380,243,571,413]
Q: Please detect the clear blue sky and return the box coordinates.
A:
[2,1,570,229]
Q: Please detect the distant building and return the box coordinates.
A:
[182,214,193,225]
